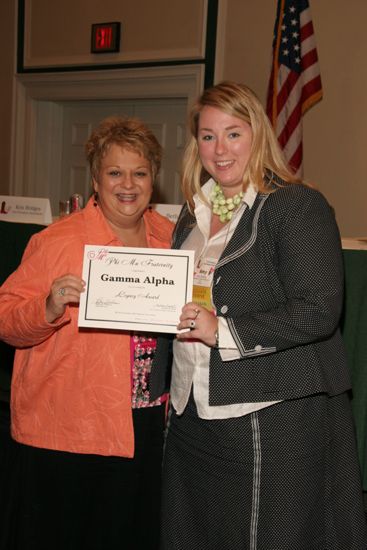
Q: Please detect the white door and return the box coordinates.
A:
[59,98,187,213]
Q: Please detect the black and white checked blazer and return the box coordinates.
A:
[151,180,351,405]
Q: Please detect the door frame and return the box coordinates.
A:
[10,64,204,205]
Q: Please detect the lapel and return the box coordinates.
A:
[217,193,269,269]
[173,194,270,267]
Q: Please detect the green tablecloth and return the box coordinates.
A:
[0,221,45,401]
[341,249,367,490]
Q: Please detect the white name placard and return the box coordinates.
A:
[0,195,52,225]
[150,203,182,224]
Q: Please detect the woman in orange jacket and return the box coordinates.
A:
[0,116,173,550]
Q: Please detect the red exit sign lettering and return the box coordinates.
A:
[91,22,121,53]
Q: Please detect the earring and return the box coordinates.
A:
[93,192,98,207]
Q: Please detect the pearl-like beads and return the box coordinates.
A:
[210,183,244,223]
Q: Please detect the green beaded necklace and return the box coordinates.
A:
[210,183,244,223]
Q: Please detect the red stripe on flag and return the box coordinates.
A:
[276,71,299,115]
[300,20,314,41]
[302,48,319,70]
[301,75,322,106]
[266,67,276,123]
[289,141,303,173]
[278,100,302,148]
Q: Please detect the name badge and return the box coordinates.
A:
[193,257,217,311]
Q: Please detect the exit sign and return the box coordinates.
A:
[91,22,121,53]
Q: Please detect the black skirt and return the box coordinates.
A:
[0,404,165,550]
[161,392,367,550]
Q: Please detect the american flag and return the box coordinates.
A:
[266,0,323,176]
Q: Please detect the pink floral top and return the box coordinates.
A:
[131,334,168,408]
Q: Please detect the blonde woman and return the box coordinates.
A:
[150,82,367,549]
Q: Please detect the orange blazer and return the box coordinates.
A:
[0,198,173,457]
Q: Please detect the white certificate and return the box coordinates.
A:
[78,245,194,333]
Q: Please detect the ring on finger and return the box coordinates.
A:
[189,319,196,329]
[58,287,66,296]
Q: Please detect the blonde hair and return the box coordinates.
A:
[182,81,300,208]
[85,116,162,181]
